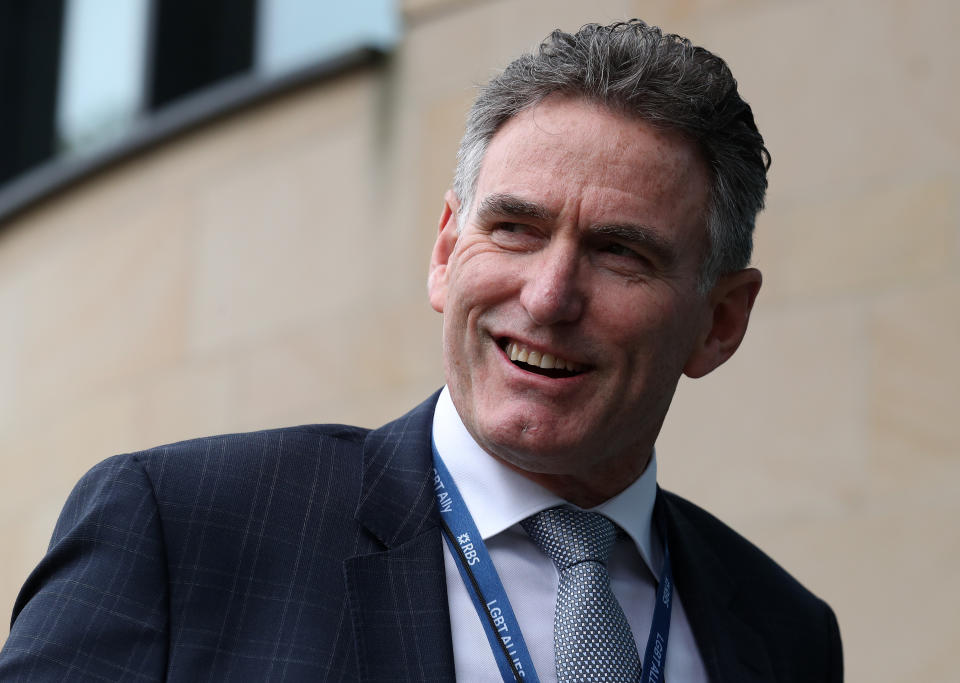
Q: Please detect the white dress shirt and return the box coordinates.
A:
[433,387,708,682]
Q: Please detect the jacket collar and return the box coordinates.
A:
[354,389,443,546]
[345,390,455,681]
[657,490,775,683]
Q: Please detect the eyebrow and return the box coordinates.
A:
[589,223,678,267]
[476,192,679,267]
[476,193,556,223]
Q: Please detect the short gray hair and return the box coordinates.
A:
[453,20,770,289]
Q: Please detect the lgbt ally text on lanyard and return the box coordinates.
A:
[432,444,674,683]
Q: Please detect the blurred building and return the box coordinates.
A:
[0,1,957,680]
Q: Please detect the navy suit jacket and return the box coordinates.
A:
[1,392,842,681]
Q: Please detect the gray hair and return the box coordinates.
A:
[453,20,770,289]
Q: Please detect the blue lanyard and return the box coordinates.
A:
[433,448,540,681]
[643,500,673,683]
[433,445,673,683]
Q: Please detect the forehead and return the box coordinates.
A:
[473,96,710,246]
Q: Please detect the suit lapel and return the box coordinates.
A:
[657,491,776,683]
[345,391,456,682]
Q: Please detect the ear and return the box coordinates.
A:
[683,268,762,379]
[428,189,461,313]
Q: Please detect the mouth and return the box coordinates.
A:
[498,338,587,379]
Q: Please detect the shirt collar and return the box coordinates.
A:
[431,386,660,576]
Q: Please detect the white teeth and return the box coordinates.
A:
[503,340,582,373]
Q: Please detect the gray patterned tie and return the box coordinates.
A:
[521,507,642,682]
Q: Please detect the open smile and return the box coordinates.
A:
[498,338,587,379]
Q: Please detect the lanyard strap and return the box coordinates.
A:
[433,448,539,681]
[433,445,673,683]
[642,500,673,683]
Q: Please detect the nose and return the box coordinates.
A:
[519,241,585,326]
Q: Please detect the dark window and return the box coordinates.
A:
[0,1,65,185]
[149,0,257,109]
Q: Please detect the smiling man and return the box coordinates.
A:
[1,20,842,682]
[429,96,743,507]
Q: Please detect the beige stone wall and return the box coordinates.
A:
[1,0,956,680]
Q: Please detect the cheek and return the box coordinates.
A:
[448,260,520,328]
[602,296,698,370]
[440,282,487,368]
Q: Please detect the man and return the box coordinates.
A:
[0,20,841,682]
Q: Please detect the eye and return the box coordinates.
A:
[594,241,655,276]
[490,222,541,250]
[601,242,636,258]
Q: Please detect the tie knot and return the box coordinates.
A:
[521,507,617,570]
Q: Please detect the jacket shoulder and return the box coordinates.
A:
[135,422,370,461]
[19,423,379,679]
[124,423,370,498]
[660,489,843,681]
[661,489,823,604]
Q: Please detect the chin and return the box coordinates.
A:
[480,424,587,476]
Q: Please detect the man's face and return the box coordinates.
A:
[429,96,720,496]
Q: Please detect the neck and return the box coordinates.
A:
[495,451,654,508]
